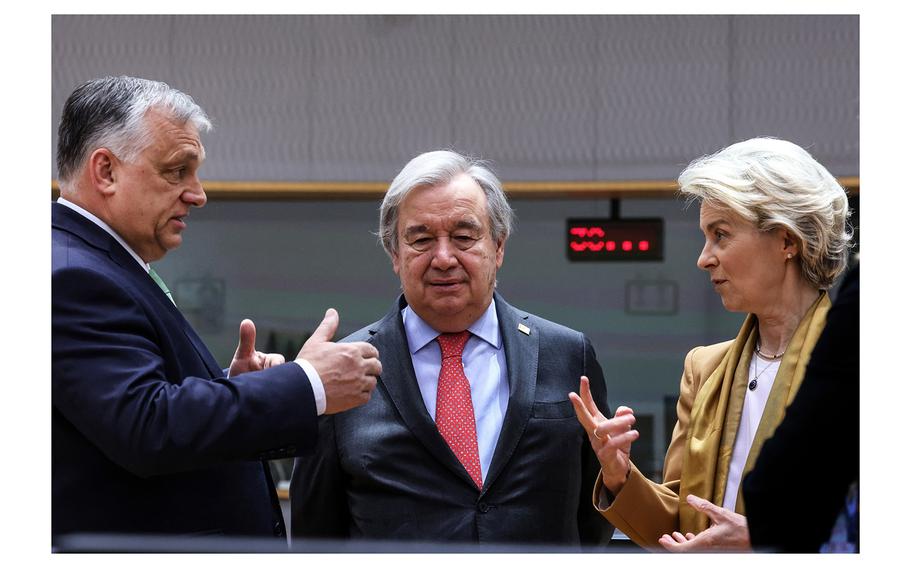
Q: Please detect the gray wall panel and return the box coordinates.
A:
[170,15,316,181]
[451,16,599,180]
[308,16,455,180]
[731,15,860,176]
[595,15,731,179]
[52,14,859,181]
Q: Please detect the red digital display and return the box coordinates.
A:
[567,218,663,261]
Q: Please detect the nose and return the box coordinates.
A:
[429,237,459,270]
[182,176,207,208]
[696,241,716,271]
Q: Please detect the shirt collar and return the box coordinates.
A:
[402,297,502,354]
[57,196,150,272]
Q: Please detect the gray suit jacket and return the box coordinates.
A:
[290,292,613,546]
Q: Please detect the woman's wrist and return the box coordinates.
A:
[602,464,631,496]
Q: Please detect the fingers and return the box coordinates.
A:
[312,339,382,415]
[614,405,635,418]
[658,532,695,552]
[686,494,725,524]
[593,412,637,441]
[596,428,639,450]
[569,392,597,431]
[356,341,380,360]
[306,308,339,344]
[234,319,257,360]
[671,532,688,543]
[262,352,285,368]
[578,376,604,419]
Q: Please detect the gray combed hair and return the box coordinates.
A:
[56,75,212,182]
[678,137,852,289]
[378,150,515,258]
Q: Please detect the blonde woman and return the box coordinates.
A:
[570,137,852,551]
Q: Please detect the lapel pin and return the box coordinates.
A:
[518,323,531,335]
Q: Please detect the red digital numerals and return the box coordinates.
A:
[569,226,650,253]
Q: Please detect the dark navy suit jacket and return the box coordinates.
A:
[290,293,613,546]
[52,203,318,538]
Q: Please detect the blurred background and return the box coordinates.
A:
[52,14,859,486]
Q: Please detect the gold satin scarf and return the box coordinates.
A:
[677,292,831,534]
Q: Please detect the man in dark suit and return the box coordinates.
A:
[52,76,381,542]
[290,151,613,547]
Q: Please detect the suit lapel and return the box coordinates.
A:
[53,203,224,378]
[371,296,479,489]
[482,292,538,493]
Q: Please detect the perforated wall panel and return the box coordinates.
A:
[52,14,858,181]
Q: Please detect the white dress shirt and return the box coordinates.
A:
[402,299,510,482]
[56,197,326,414]
[722,353,781,511]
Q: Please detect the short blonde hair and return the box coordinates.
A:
[679,137,852,289]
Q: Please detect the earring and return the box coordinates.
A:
[787,253,793,260]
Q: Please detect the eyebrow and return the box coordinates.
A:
[402,225,430,239]
[452,219,482,232]
[165,148,203,165]
[402,219,483,238]
[703,219,729,233]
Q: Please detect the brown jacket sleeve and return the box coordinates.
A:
[592,341,731,549]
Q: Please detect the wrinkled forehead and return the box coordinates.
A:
[398,176,490,231]
[698,200,750,232]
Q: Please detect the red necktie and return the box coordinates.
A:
[435,331,483,489]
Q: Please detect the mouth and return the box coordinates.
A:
[170,215,188,230]
[428,280,464,291]
[711,278,727,287]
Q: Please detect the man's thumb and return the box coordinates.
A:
[235,319,257,359]
[307,308,339,344]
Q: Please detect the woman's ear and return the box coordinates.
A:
[781,229,800,259]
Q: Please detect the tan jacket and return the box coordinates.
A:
[593,340,732,549]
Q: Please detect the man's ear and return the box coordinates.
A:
[391,250,401,275]
[87,148,118,196]
[495,238,505,269]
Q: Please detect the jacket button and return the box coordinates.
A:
[477,502,490,513]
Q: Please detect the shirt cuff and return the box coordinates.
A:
[595,480,615,511]
[294,359,326,416]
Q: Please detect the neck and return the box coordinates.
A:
[755,280,820,355]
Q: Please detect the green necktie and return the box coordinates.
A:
[148,267,176,306]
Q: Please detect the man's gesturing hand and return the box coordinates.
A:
[229,319,286,377]
[298,308,381,414]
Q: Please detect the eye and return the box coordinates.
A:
[165,167,186,182]
[453,234,479,250]
[408,237,434,252]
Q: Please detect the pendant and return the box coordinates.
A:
[748,379,758,391]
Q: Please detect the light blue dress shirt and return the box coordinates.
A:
[402,299,510,483]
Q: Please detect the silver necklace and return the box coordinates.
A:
[749,354,779,392]
[755,341,785,360]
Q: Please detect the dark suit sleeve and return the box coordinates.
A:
[578,335,615,546]
[742,266,859,552]
[52,265,318,477]
[290,414,351,540]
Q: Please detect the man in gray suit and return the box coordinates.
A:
[290,151,612,547]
